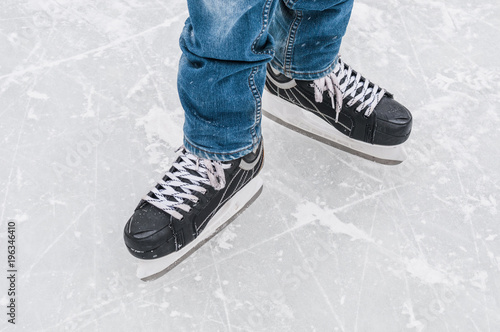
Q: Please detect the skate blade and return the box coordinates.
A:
[262,91,407,165]
[136,176,264,281]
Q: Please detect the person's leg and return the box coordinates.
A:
[124,0,275,271]
[264,0,412,164]
[178,0,278,161]
[269,0,353,80]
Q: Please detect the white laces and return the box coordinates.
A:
[143,147,231,220]
[312,57,386,123]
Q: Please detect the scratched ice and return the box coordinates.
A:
[1,0,499,331]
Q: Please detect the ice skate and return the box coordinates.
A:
[124,142,264,281]
[263,57,412,164]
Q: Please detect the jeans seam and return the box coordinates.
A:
[251,0,275,56]
[283,9,303,75]
[248,66,261,146]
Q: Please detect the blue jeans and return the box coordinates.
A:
[178,0,354,161]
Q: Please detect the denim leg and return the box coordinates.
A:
[179,0,278,161]
[269,0,354,80]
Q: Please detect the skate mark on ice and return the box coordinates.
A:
[292,201,375,242]
[210,243,233,332]
[397,8,434,100]
[354,200,379,332]
[0,100,29,229]
[26,204,94,276]
[0,12,187,81]
[287,224,347,331]
[317,143,383,184]
[132,40,168,112]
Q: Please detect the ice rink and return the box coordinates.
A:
[1,0,499,331]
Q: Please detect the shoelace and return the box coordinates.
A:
[312,57,386,123]
[143,147,231,220]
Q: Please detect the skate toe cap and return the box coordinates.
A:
[123,204,176,257]
[373,96,412,145]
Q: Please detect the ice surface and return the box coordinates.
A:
[1,0,499,331]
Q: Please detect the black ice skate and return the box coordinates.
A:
[124,142,264,281]
[263,57,412,164]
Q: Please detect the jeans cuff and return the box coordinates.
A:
[269,54,339,80]
[183,136,261,162]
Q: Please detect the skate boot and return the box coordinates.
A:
[263,57,412,164]
[124,142,264,280]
